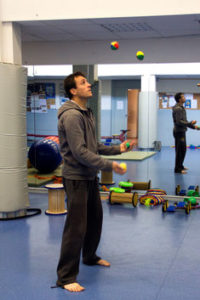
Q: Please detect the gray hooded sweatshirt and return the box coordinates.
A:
[58,100,121,180]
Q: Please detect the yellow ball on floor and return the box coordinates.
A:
[120,162,127,171]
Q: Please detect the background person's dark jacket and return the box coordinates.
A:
[172,104,195,133]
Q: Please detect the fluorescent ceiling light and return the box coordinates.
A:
[24,65,72,77]
[24,63,200,77]
[98,63,200,77]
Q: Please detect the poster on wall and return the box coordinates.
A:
[184,93,198,109]
[102,97,111,110]
[29,95,47,113]
[184,93,192,109]
[161,96,168,108]
[117,100,124,110]
[26,83,34,112]
[168,96,176,107]
[59,82,68,107]
[27,82,56,112]
[159,94,175,108]
[45,83,56,109]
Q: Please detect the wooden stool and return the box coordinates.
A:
[109,191,138,207]
[130,180,151,190]
[45,183,67,215]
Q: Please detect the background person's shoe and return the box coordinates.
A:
[181,170,187,174]
[175,170,187,174]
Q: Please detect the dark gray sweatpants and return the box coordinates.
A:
[173,131,187,173]
[56,177,102,286]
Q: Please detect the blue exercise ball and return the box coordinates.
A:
[28,138,62,173]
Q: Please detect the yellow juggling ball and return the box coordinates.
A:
[120,162,127,171]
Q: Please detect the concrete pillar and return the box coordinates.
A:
[101,80,112,137]
[138,75,158,149]
[0,22,2,61]
[1,22,22,65]
[0,22,29,218]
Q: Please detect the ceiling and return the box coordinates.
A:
[16,14,200,42]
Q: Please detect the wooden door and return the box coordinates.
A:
[127,89,139,139]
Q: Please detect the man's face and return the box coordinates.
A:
[180,94,186,104]
[72,76,92,99]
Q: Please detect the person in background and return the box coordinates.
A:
[56,71,134,292]
[172,92,199,174]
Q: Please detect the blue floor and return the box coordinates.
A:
[1,147,200,299]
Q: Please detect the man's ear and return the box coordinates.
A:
[70,88,76,96]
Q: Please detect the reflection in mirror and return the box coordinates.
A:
[25,66,155,191]
[25,64,200,196]
[26,69,70,189]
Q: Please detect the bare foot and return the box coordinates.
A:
[181,170,187,174]
[96,259,111,267]
[63,282,85,292]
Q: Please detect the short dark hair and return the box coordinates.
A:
[174,93,183,103]
[64,71,86,99]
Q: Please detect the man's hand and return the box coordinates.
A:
[120,140,135,153]
[195,125,200,130]
[191,120,197,125]
[112,161,126,175]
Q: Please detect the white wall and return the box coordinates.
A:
[157,79,200,94]
[2,0,200,21]
[22,36,200,65]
